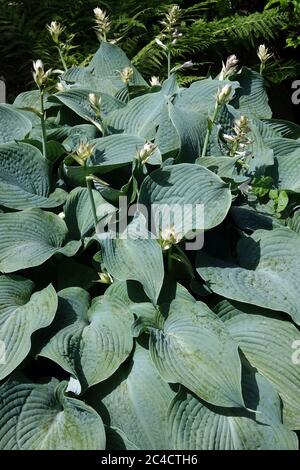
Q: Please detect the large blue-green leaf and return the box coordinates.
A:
[64,187,116,240]
[265,137,300,157]
[53,89,125,123]
[98,214,164,305]
[176,78,239,115]
[161,101,207,163]
[168,372,297,449]
[0,104,32,143]
[0,275,57,380]
[149,298,244,408]
[0,142,67,209]
[90,134,162,167]
[63,134,161,186]
[138,163,232,235]
[37,288,133,391]
[106,75,179,138]
[62,42,147,95]
[231,67,272,119]
[0,378,105,449]
[197,227,300,325]
[89,42,148,87]
[249,122,274,172]
[267,149,300,192]
[0,209,81,273]
[87,344,175,450]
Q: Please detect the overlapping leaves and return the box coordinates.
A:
[1,39,300,451]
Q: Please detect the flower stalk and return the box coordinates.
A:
[47,21,67,71]
[201,84,232,158]
[155,5,183,78]
[93,7,111,42]
[86,176,98,232]
[32,60,52,159]
[257,44,273,75]
[40,89,48,160]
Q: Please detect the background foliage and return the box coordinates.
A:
[0,0,300,122]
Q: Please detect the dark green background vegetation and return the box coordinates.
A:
[0,0,299,121]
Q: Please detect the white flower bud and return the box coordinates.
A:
[88,92,101,112]
[220,55,239,80]
[216,84,232,105]
[32,59,52,88]
[93,6,111,39]
[47,21,64,44]
[257,44,273,64]
[98,272,113,284]
[56,82,65,92]
[75,141,95,161]
[181,60,194,69]
[120,66,134,85]
[155,38,168,50]
[159,226,182,251]
[138,141,157,164]
[66,377,81,395]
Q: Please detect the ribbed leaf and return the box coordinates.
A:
[0,275,57,380]
[37,288,133,390]
[0,142,67,209]
[268,150,300,192]
[98,214,164,305]
[64,187,116,240]
[177,78,239,114]
[215,300,300,429]
[197,227,300,324]
[138,163,232,235]
[0,378,105,449]
[63,134,161,186]
[231,67,272,119]
[54,89,125,122]
[0,209,81,273]
[166,101,207,163]
[0,104,32,143]
[106,75,179,138]
[168,372,297,450]
[87,344,175,450]
[90,42,148,87]
[265,137,300,157]
[150,298,244,408]
[90,134,162,167]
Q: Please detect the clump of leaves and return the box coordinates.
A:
[1,20,300,450]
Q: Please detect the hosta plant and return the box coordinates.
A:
[1,26,300,450]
